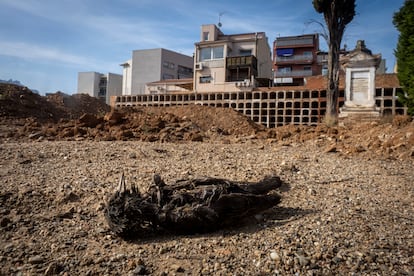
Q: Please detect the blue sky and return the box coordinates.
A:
[0,0,405,94]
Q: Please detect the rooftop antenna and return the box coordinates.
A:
[218,12,225,28]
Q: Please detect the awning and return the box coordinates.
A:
[276,48,294,57]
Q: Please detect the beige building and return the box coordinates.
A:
[121,48,193,95]
[193,24,272,93]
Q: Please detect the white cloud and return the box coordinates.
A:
[0,0,86,21]
[0,41,114,69]
[1,0,196,52]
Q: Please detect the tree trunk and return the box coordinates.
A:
[326,40,340,125]
[325,12,342,126]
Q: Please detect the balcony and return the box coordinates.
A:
[275,70,313,78]
[275,37,314,47]
[202,59,225,68]
[226,55,257,70]
[276,54,314,64]
[226,55,258,82]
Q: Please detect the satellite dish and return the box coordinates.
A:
[218,22,222,28]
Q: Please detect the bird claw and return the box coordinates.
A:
[117,173,126,194]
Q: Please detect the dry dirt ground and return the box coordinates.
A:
[1,84,414,275]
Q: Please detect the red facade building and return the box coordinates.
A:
[273,34,322,86]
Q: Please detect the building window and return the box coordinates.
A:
[98,88,106,96]
[178,65,193,78]
[203,32,209,41]
[239,49,252,56]
[278,67,291,73]
[200,48,211,61]
[322,65,328,76]
[304,66,312,71]
[200,46,224,61]
[303,51,312,56]
[213,47,224,59]
[163,61,175,69]
[200,75,212,83]
[99,77,107,86]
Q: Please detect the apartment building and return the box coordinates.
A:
[77,72,122,105]
[194,24,273,93]
[121,48,193,95]
[273,34,322,86]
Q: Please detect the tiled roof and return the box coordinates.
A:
[149,74,400,92]
[260,73,400,91]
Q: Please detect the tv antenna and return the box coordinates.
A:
[218,12,225,27]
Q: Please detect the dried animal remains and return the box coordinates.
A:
[105,174,282,238]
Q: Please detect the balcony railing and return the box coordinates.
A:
[202,59,225,68]
[275,38,314,47]
[276,54,314,63]
[275,70,313,77]
[226,55,257,70]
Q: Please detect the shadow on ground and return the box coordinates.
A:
[123,205,314,244]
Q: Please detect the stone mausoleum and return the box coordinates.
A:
[339,40,382,122]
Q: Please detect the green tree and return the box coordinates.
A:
[313,0,356,125]
[393,0,414,115]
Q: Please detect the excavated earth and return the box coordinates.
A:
[1,84,414,275]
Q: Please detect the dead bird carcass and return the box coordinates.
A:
[105,174,282,238]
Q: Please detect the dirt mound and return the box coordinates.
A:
[46,92,110,119]
[262,116,414,159]
[0,84,264,143]
[153,105,264,136]
[0,83,110,121]
[0,105,263,143]
[0,84,61,121]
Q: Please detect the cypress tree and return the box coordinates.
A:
[394,0,414,115]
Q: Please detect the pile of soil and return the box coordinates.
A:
[0,84,110,121]
[45,92,110,119]
[0,84,264,143]
[0,84,61,121]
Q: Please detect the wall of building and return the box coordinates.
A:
[77,72,101,97]
[256,34,273,79]
[131,49,163,94]
[123,48,193,95]
[77,72,122,105]
[106,73,123,104]
[160,49,194,80]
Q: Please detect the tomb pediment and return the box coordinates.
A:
[341,40,381,68]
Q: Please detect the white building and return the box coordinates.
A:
[77,72,122,105]
[121,48,193,95]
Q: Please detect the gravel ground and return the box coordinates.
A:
[1,139,413,275]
